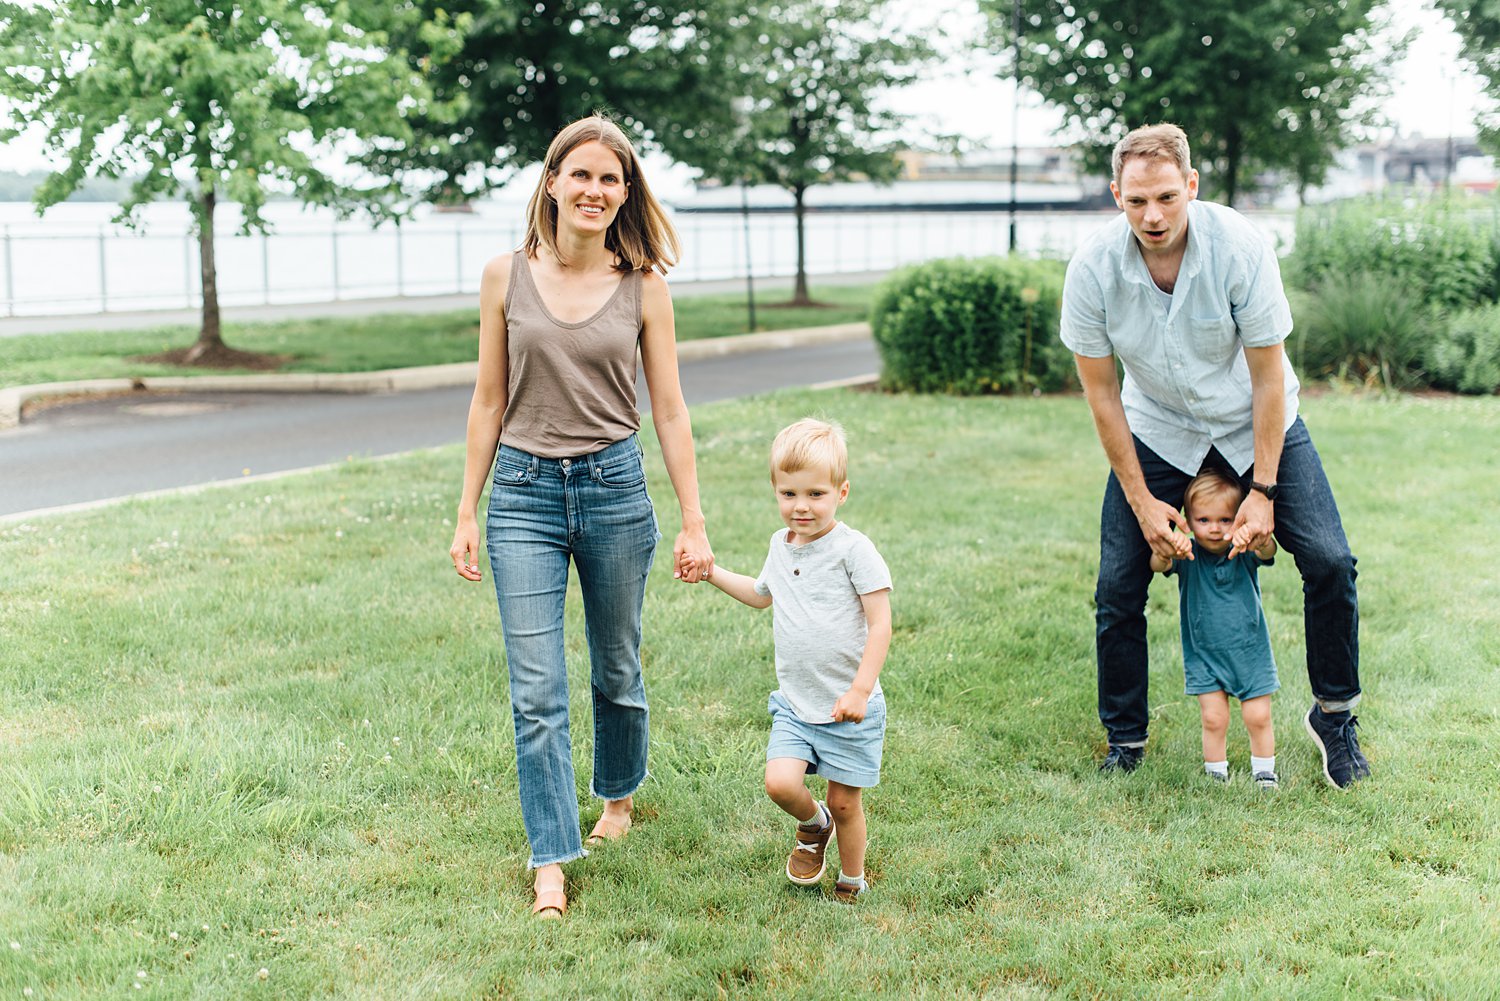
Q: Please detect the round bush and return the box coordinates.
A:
[1425,304,1500,395]
[870,257,1072,395]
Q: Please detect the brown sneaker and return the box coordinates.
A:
[785,807,832,885]
[833,877,866,903]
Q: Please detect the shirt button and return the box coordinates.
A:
[793,569,800,576]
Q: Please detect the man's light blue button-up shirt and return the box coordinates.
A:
[1059,199,1299,475]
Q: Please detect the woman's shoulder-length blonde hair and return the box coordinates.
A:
[523,115,681,274]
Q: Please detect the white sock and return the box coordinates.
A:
[838,871,866,888]
[1251,755,1276,775]
[798,801,829,830]
[1204,760,1229,778]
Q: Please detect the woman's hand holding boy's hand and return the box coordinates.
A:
[673,527,714,583]
[831,689,869,723]
[676,553,711,583]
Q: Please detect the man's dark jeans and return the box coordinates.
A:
[1095,417,1360,746]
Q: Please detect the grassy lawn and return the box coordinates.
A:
[2,389,1497,998]
[0,283,874,391]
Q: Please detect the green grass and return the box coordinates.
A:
[0,284,874,390]
[3,390,1498,998]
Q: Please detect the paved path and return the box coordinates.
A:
[0,335,879,519]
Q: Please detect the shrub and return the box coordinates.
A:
[1287,196,1500,313]
[1425,305,1500,395]
[870,257,1072,395]
[1292,270,1428,389]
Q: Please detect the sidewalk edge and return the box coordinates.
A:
[0,323,872,430]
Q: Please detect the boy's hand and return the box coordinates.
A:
[831,689,869,723]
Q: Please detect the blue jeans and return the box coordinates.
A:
[485,435,660,868]
[1095,417,1360,746]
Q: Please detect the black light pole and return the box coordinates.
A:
[734,95,758,333]
[740,176,757,333]
[1008,0,1021,253]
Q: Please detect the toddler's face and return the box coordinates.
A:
[1187,494,1238,554]
[772,466,848,545]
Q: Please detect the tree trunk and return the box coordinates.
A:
[185,184,223,363]
[1222,125,1242,208]
[791,183,811,306]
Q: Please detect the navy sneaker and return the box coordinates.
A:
[1253,771,1280,791]
[1099,744,1144,773]
[1303,706,1371,788]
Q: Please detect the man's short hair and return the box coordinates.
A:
[770,417,848,484]
[1184,468,1244,516]
[1112,123,1192,186]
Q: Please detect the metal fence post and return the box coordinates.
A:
[2,225,13,317]
[262,232,272,304]
[395,222,405,296]
[331,226,341,300]
[97,227,109,312]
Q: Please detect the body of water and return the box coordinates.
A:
[0,192,1295,317]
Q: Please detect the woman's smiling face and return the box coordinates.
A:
[546,140,629,236]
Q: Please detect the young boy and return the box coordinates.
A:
[691,417,892,901]
[1151,469,1281,788]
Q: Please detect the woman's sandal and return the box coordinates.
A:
[585,814,631,846]
[532,881,567,919]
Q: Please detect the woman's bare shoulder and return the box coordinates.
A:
[640,268,671,302]
[482,251,519,283]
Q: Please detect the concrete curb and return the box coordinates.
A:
[0,322,873,430]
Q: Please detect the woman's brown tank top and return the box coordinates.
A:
[500,251,645,458]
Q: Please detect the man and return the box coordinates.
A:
[1060,123,1368,787]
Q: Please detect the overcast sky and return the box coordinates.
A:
[0,0,1488,180]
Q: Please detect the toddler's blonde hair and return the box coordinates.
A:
[1184,468,1244,517]
[770,417,848,484]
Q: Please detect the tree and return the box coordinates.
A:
[365,0,735,201]
[983,0,1391,205]
[0,0,427,364]
[1437,0,1500,153]
[663,0,930,306]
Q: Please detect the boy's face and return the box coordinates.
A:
[773,466,848,545]
[1187,492,1239,554]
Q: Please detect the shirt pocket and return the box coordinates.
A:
[1189,310,1240,366]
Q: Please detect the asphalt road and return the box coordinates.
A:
[0,337,879,518]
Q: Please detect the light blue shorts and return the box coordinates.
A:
[766,690,886,788]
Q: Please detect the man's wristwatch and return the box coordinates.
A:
[1251,480,1279,501]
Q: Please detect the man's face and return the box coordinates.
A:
[1110,157,1198,258]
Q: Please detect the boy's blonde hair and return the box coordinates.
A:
[770,417,848,484]
[1112,123,1192,186]
[1184,468,1244,516]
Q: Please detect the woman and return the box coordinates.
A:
[449,116,713,918]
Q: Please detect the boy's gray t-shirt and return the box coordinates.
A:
[753,522,892,724]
